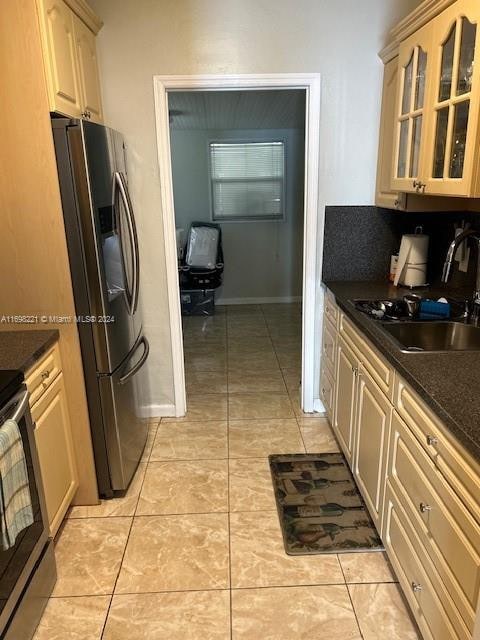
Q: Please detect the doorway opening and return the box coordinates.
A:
[153,75,321,417]
[171,89,305,414]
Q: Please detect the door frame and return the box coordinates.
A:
[153,73,321,416]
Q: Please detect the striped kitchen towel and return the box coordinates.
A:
[0,419,34,550]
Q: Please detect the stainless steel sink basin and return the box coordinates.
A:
[379,321,480,353]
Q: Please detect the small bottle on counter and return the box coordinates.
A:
[389,254,399,283]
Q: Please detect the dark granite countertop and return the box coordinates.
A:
[0,330,59,373]
[323,280,480,464]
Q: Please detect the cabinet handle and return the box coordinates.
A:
[419,502,432,513]
[411,582,423,593]
[41,370,50,380]
[426,435,438,447]
[413,180,426,194]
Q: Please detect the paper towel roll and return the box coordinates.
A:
[394,232,429,287]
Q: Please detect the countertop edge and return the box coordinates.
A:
[0,330,60,374]
[22,331,60,373]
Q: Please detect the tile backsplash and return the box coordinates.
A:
[322,205,478,289]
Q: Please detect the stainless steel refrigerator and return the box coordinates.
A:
[52,118,149,497]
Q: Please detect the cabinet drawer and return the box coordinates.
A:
[320,365,335,422]
[321,317,337,378]
[394,377,480,524]
[339,314,394,400]
[25,343,62,405]
[384,484,470,640]
[389,412,480,631]
[31,373,78,536]
[324,293,339,329]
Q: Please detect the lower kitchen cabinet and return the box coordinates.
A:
[319,364,335,423]
[322,290,480,640]
[388,411,480,634]
[384,484,470,640]
[27,345,78,537]
[332,336,358,464]
[353,366,392,532]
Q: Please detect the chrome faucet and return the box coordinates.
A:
[442,228,480,322]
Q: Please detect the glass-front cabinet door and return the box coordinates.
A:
[424,0,480,196]
[392,24,433,193]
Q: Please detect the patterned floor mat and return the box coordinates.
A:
[269,453,384,555]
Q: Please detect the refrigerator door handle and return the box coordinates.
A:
[119,335,149,385]
[114,171,140,315]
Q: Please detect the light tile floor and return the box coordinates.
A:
[34,303,421,639]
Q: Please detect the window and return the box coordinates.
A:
[209,141,285,222]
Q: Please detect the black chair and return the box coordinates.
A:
[179,222,224,315]
[179,222,224,289]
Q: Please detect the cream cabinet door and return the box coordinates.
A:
[31,374,78,536]
[333,336,358,464]
[392,22,433,194]
[424,0,480,197]
[376,57,401,209]
[320,365,335,423]
[73,14,103,123]
[37,0,82,117]
[353,367,392,532]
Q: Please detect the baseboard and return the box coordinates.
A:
[140,403,176,418]
[217,296,302,306]
[313,398,326,415]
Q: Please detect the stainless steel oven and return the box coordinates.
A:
[0,372,56,640]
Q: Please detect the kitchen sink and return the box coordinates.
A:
[379,321,480,353]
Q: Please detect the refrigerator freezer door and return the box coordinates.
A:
[98,334,150,491]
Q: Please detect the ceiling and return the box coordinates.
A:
[168,89,306,131]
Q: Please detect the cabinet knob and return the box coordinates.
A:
[81,110,92,120]
[411,582,423,593]
[426,435,438,447]
[41,370,50,380]
[419,502,432,513]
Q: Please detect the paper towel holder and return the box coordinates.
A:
[394,226,429,289]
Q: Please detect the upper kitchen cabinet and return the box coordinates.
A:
[424,0,480,196]
[379,0,480,201]
[391,24,432,195]
[376,57,402,208]
[37,0,103,122]
[73,14,103,122]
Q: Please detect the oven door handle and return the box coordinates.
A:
[1,389,30,424]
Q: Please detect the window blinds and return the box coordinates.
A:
[209,141,285,221]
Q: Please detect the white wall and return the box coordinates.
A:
[171,126,305,302]
[89,0,422,413]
